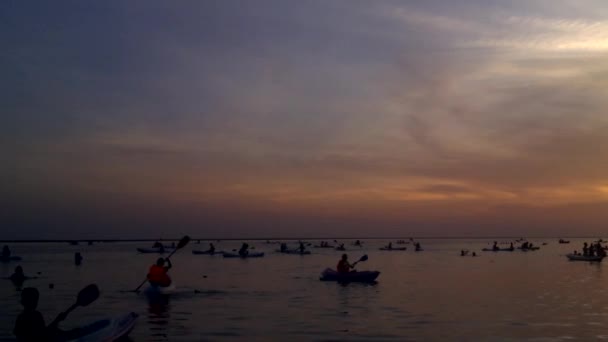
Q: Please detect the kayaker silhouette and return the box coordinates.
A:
[14,287,67,341]
[208,243,216,254]
[337,254,355,273]
[239,243,250,257]
[147,258,172,287]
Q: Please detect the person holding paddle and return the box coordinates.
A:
[14,287,65,341]
[337,254,355,273]
[14,285,100,341]
[148,258,172,287]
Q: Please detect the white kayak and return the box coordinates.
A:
[136,247,175,254]
[379,247,407,251]
[276,249,311,255]
[62,312,138,342]
[223,251,265,258]
[566,254,604,262]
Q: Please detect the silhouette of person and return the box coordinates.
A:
[14,287,67,341]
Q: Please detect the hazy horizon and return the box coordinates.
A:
[3,1,608,239]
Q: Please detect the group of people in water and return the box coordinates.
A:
[572,242,606,257]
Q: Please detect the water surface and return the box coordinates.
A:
[1,239,606,341]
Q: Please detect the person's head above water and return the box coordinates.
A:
[156,258,165,266]
[341,254,348,261]
[20,287,39,310]
[14,266,23,275]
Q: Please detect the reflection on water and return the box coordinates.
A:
[148,295,170,341]
[2,239,608,340]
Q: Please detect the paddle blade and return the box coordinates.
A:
[77,284,100,307]
[176,236,191,249]
[358,255,368,262]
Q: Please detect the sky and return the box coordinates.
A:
[2,1,608,239]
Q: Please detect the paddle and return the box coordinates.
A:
[133,235,190,293]
[64,284,100,315]
[47,284,99,328]
[351,254,368,268]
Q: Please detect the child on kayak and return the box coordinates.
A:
[147,258,172,287]
[337,254,354,273]
[14,287,67,341]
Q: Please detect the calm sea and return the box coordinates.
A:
[1,238,606,341]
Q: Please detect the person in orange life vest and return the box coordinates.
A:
[337,254,354,273]
[148,258,172,287]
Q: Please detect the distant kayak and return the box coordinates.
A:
[518,247,540,251]
[276,249,311,255]
[319,268,380,283]
[335,247,346,251]
[62,312,138,342]
[566,254,604,262]
[223,252,265,258]
[482,248,514,252]
[379,247,407,251]
[191,250,223,255]
[136,247,175,254]
[0,256,22,262]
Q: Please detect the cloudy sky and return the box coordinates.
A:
[2,1,608,239]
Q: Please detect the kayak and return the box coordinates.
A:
[415,248,423,252]
[136,247,175,254]
[335,247,346,251]
[518,247,540,251]
[0,256,22,262]
[482,248,514,252]
[192,250,223,255]
[567,254,604,262]
[143,284,176,296]
[222,251,265,258]
[62,312,138,341]
[276,249,311,255]
[319,268,380,283]
[379,247,407,251]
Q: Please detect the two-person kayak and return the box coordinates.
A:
[60,312,138,342]
[319,268,380,283]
